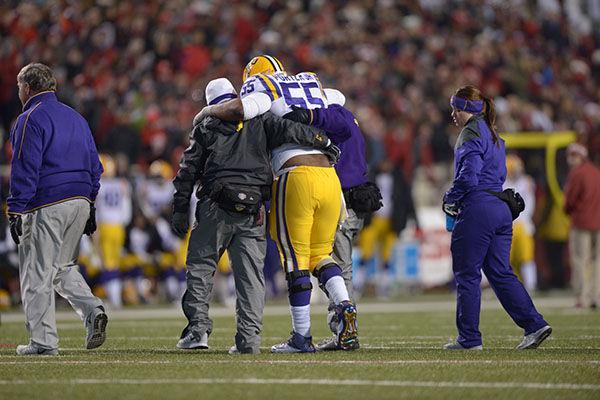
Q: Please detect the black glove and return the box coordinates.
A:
[9,215,22,245]
[83,203,97,236]
[283,106,312,125]
[349,182,383,213]
[442,201,459,218]
[171,212,189,238]
[322,140,341,165]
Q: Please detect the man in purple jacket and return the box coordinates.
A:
[8,63,107,356]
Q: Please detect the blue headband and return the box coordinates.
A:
[450,95,483,114]
[208,93,237,105]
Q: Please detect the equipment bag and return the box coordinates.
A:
[211,183,263,215]
[486,188,525,220]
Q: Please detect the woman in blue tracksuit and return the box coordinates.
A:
[442,85,552,350]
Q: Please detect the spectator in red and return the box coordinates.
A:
[564,143,600,308]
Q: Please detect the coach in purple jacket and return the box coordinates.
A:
[8,63,107,356]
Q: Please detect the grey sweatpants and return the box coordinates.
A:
[331,209,365,300]
[320,208,364,333]
[19,199,103,350]
[181,197,266,353]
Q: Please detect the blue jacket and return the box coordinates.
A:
[8,91,103,214]
[445,114,506,205]
[309,105,368,190]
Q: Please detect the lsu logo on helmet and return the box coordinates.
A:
[242,55,285,82]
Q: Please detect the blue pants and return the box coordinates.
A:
[451,192,547,347]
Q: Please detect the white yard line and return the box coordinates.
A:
[0,377,598,391]
[0,297,578,323]
[1,359,599,366]
[0,344,600,350]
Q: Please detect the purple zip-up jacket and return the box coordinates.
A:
[8,91,103,214]
[444,114,506,205]
[309,105,368,190]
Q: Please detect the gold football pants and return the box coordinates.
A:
[269,166,342,274]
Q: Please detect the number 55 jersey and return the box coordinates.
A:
[241,71,333,173]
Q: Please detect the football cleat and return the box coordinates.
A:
[176,332,209,350]
[516,325,552,349]
[85,306,108,349]
[16,343,58,356]
[443,340,483,350]
[336,301,359,350]
[326,304,339,334]
[316,335,340,351]
[271,332,316,353]
[242,55,285,82]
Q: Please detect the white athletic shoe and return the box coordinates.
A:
[516,325,552,349]
[85,306,108,349]
[443,340,483,350]
[176,332,209,349]
[271,332,316,353]
[228,345,240,355]
[316,335,342,351]
[16,343,58,356]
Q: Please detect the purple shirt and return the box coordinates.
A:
[8,91,103,214]
[310,105,368,189]
[445,114,506,205]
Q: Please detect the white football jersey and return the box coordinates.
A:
[96,178,132,225]
[139,179,174,220]
[504,174,535,234]
[240,72,330,172]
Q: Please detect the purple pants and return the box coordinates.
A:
[451,192,547,347]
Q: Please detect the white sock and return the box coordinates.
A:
[105,279,122,308]
[135,276,146,298]
[325,275,350,305]
[165,276,180,300]
[290,304,311,337]
[521,261,537,291]
[179,280,188,298]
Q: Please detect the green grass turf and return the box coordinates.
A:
[1,296,599,400]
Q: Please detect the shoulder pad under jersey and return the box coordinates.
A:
[240,74,282,101]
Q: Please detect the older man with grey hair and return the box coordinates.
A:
[8,63,107,355]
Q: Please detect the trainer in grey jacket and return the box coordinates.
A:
[172,78,339,354]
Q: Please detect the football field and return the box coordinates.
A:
[1,295,599,400]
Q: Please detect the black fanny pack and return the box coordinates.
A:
[486,188,525,220]
[344,182,383,214]
[210,183,264,215]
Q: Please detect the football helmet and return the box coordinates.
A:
[149,159,174,181]
[99,153,116,178]
[242,54,285,82]
[506,154,524,178]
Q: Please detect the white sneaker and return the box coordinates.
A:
[443,340,483,350]
[228,345,240,355]
[16,343,58,356]
[516,325,552,349]
[176,332,208,349]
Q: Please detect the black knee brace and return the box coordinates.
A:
[313,262,342,284]
[286,270,313,293]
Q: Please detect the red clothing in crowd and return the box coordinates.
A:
[564,161,600,231]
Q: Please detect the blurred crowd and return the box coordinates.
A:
[1,0,599,308]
